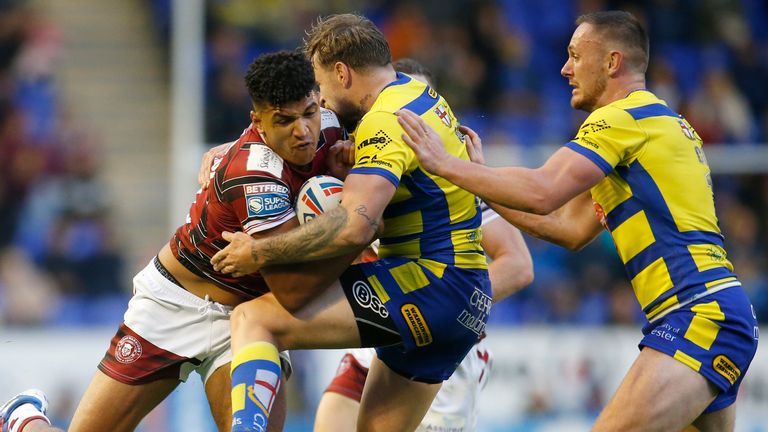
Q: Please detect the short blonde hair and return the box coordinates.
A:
[304,13,391,69]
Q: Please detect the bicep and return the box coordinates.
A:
[340,172,397,233]
[538,147,606,208]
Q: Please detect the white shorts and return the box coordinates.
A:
[99,258,291,385]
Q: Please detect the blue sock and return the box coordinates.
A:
[230,342,282,432]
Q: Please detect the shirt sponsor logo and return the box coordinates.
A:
[713,354,740,385]
[358,154,393,168]
[357,130,392,151]
[352,280,389,319]
[245,183,290,218]
[246,144,284,177]
[458,287,491,336]
[244,183,289,195]
[115,335,142,364]
[401,303,433,346]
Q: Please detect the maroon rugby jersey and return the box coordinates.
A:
[171,108,345,298]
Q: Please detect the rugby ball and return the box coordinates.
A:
[296,175,344,224]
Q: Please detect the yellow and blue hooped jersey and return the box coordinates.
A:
[349,72,486,272]
[566,90,738,321]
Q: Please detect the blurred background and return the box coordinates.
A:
[0,0,766,430]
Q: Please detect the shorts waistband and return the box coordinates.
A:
[144,258,232,313]
[649,280,741,323]
[154,257,183,288]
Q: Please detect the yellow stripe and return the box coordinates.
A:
[684,315,721,350]
[390,261,430,294]
[368,275,389,303]
[232,342,279,370]
[417,259,446,278]
[690,300,725,321]
[683,300,724,350]
[646,294,678,321]
[674,350,701,372]
[704,276,737,289]
[232,383,246,413]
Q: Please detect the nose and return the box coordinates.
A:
[293,118,310,138]
[561,58,572,78]
[319,97,327,108]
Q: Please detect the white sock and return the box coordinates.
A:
[6,404,50,432]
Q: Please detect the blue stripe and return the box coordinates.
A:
[565,141,612,175]
[625,103,678,120]
[380,210,483,246]
[612,162,736,314]
[400,169,455,264]
[400,86,439,116]
[383,72,411,90]
[605,197,644,230]
[349,167,400,188]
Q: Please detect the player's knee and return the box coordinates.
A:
[231,302,274,339]
[230,299,296,350]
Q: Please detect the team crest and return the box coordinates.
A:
[434,104,452,127]
[678,119,695,140]
[115,335,142,364]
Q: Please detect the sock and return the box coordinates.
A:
[230,342,282,432]
[6,404,50,432]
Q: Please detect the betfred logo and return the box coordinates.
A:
[244,183,289,195]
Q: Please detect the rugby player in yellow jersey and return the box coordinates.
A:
[211,14,491,432]
[398,10,758,432]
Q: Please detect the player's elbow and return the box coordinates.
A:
[526,192,560,215]
[519,264,534,287]
[338,224,377,249]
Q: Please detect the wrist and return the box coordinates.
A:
[436,156,460,179]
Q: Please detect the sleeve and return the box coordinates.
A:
[222,168,295,235]
[349,111,414,188]
[478,200,500,225]
[564,106,646,175]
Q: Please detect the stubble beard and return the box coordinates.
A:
[334,97,366,131]
[573,75,607,113]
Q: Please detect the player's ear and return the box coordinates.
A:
[250,110,264,133]
[607,50,622,76]
[335,61,351,88]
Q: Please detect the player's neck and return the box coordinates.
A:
[358,66,398,113]
[594,76,647,111]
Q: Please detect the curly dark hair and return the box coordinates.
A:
[245,50,316,109]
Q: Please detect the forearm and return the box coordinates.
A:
[255,206,373,266]
[488,198,601,251]
[439,158,558,214]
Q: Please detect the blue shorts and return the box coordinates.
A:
[340,257,491,383]
[640,286,758,412]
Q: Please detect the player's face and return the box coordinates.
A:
[253,94,321,166]
[312,57,365,131]
[561,23,608,112]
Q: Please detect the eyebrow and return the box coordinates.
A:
[273,102,319,121]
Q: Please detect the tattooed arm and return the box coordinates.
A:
[211,173,395,276]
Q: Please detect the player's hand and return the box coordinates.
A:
[198,142,234,189]
[327,139,355,179]
[396,109,452,176]
[210,231,263,277]
[460,125,485,165]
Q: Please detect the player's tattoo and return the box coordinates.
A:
[255,206,352,264]
[354,205,380,230]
